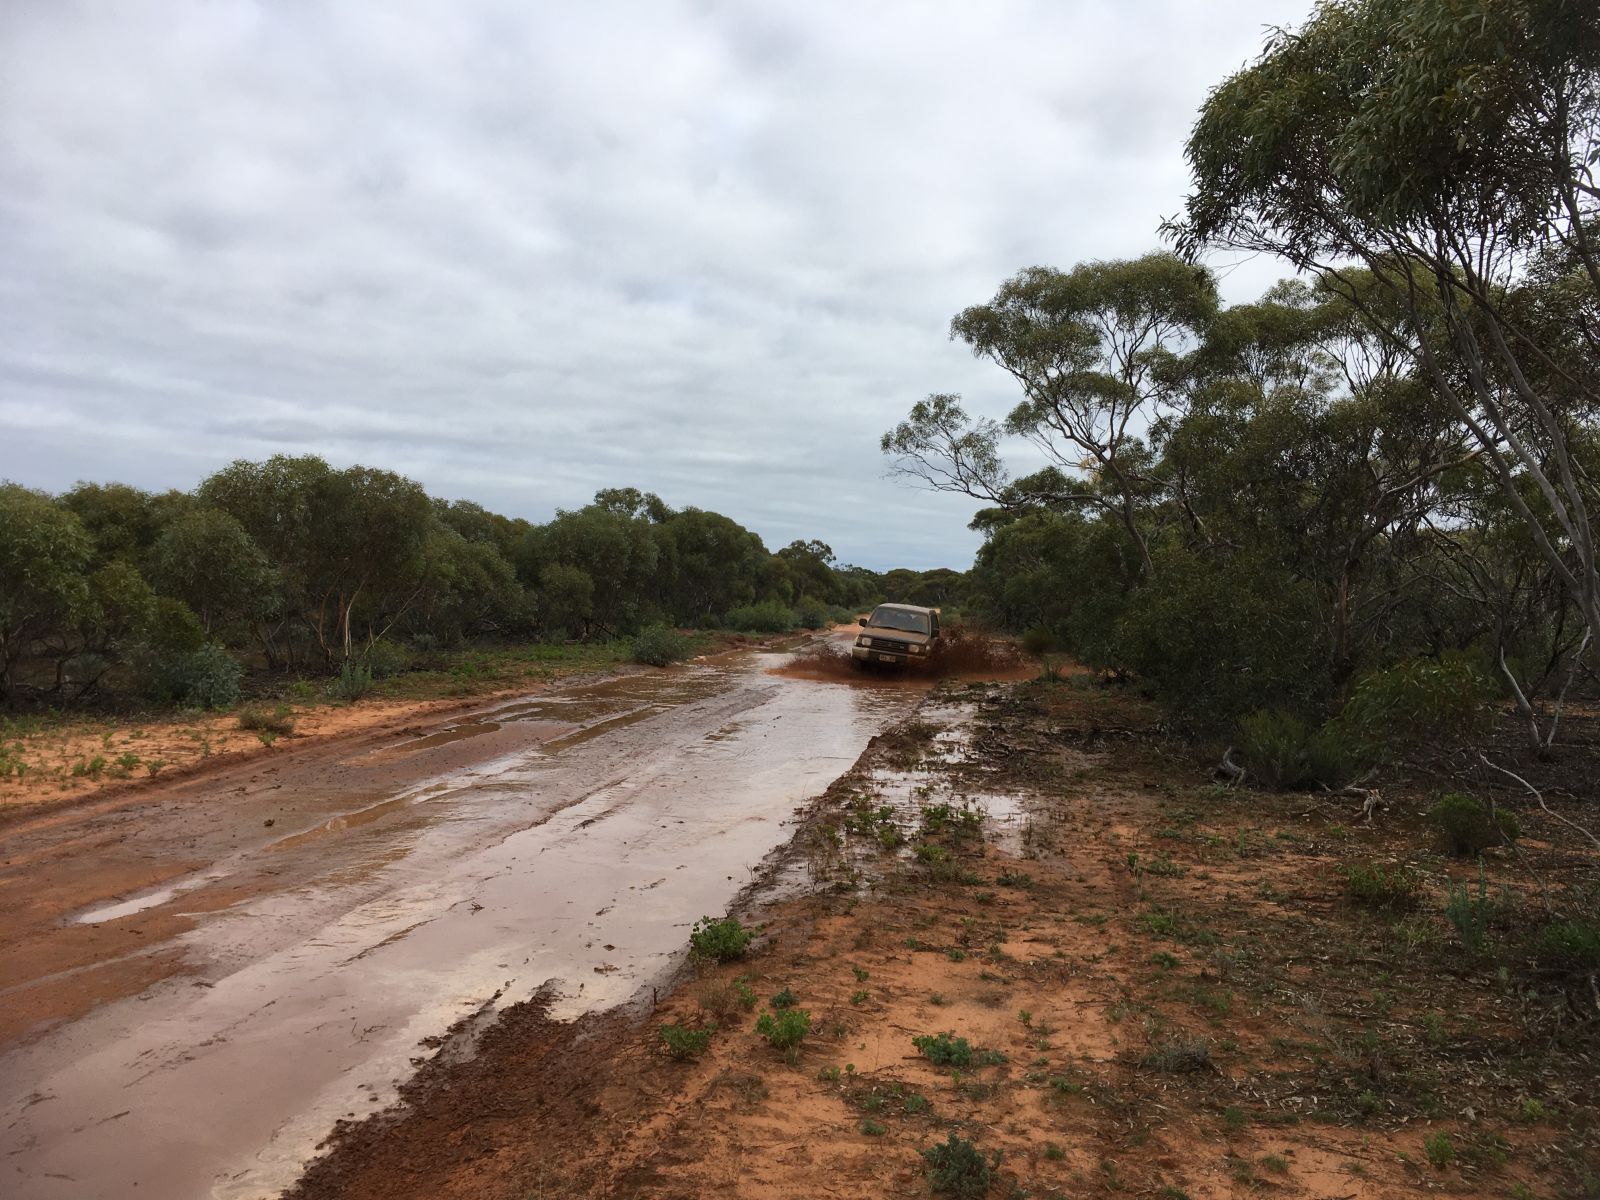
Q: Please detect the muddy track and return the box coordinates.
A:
[0,636,932,1200]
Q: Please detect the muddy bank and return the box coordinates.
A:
[0,637,935,1200]
[281,677,1597,1200]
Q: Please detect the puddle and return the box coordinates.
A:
[74,872,229,925]
[1,642,929,1200]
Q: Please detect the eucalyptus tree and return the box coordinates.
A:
[1172,0,1600,654]
[0,485,92,700]
[884,253,1219,575]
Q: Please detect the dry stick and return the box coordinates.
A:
[1478,753,1600,854]
[1545,629,1593,749]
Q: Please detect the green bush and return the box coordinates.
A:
[1529,918,1600,974]
[755,1007,811,1050]
[150,642,242,708]
[723,600,800,634]
[327,660,374,702]
[236,702,294,737]
[360,638,413,679]
[912,1032,973,1068]
[631,624,691,667]
[1020,626,1060,656]
[689,915,753,962]
[659,1022,715,1061]
[922,1132,1000,1199]
[1444,865,1498,955]
[1338,653,1491,752]
[794,597,833,630]
[1343,861,1424,911]
[1430,793,1519,857]
[1236,709,1362,790]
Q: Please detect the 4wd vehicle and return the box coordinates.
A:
[851,603,940,667]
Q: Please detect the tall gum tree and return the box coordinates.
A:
[1169,0,1600,660]
[883,253,1219,577]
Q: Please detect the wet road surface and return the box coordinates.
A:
[0,641,925,1199]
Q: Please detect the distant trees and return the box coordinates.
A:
[0,461,959,709]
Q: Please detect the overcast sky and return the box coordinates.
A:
[1,1,1311,570]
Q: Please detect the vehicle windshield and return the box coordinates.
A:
[867,607,931,634]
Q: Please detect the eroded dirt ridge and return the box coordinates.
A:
[0,644,927,1200]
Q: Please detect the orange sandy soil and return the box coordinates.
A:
[0,634,769,818]
[288,680,1598,1200]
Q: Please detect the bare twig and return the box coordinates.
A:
[1479,753,1600,852]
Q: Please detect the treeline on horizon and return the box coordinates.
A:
[0,462,965,708]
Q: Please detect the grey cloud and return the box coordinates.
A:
[0,0,1312,570]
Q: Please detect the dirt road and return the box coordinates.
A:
[0,638,925,1200]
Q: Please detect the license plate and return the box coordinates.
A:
[875,653,899,663]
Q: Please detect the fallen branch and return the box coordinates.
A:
[1218,746,1245,787]
[1479,753,1600,853]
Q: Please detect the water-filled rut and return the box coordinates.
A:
[0,640,926,1200]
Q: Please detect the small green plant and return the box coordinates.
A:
[659,1022,714,1061]
[1261,1154,1289,1175]
[1343,861,1424,911]
[236,702,295,738]
[923,1132,1000,1199]
[851,965,869,982]
[1222,1106,1247,1132]
[1236,709,1361,790]
[861,1118,887,1136]
[689,915,753,962]
[912,1032,973,1068]
[770,987,798,1010]
[328,660,374,702]
[1444,865,1495,954]
[114,751,141,773]
[904,1093,930,1115]
[1529,918,1600,975]
[1043,1143,1065,1161]
[1423,1130,1455,1168]
[850,989,868,1005]
[1516,1098,1548,1123]
[144,758,167,776]
[755,1007,811,1053]
[1431,793,1519,857]
[733,977,758,1011]
[71,755,107,779]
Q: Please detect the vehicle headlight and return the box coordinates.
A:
[911,644,926,654]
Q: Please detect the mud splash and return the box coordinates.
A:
[770,627,1032,686]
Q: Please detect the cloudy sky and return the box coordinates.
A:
[1,1,1310,570]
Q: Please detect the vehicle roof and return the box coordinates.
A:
[873,603,937,614]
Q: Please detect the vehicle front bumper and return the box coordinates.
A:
[851,640,918,665]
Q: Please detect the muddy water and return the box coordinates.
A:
[0,644,924,1200]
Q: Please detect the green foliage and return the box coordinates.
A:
[149,642,243,708]
[1443,865,1497,955]
[328,660,374,702]
[1343,861,1424,912]
[630,624,691,667]
[658,1022,714,1061]
[0,485,93,699]
[754,1007,811,1051]
[1236,709,1362,790]
[1430,794,1519,857]
[723,600,799,634]
[1423,1131,1455,1169]
[1338,656,1491,753]
[236,703,294,738]
[912,1032,973,1068]
[770,987,798,1010]
[360,639,413,679]
[689,915,753,963]
[922,1132,1000,1199]
[1529,919,1600,975]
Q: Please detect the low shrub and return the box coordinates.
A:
[1236,709,1361,790]
[327,660,374,702]
[1338,653,1492,752]
[794,597,833,630]
[631,624,691,667]
[755,1007,811,1051]
[659,1022,715,1061]
[1430,793,1519,857]
[723,600,800,634]
[149,642,243,708]
[360,638,413,679]
[689,915,753,962]
[1343,861,1425,911]
[1529,918,1600,974]
[912,1032,973,1068]
[922,1132,1000,1199]
[1444,865,1499,954]
[1021,626,1060,657]
[236,702,295,738]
